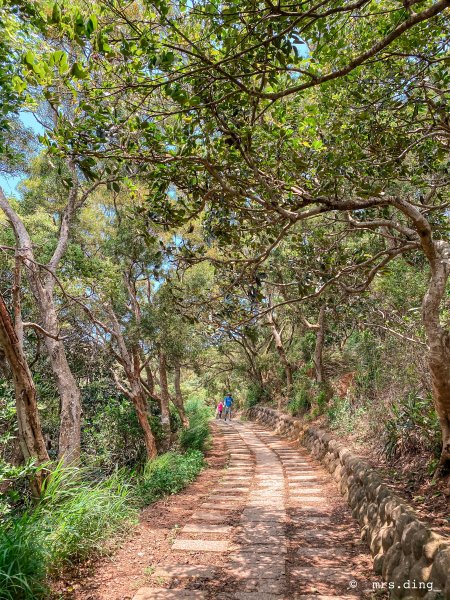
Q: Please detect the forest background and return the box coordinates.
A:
[0,0,449,597]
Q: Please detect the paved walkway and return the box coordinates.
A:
[132,420,374,599]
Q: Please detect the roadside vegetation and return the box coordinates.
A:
[0,401,211,599]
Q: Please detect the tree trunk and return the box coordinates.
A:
[266,304,293,397]
[173,359,189,427]
[392,199,450,479]
[54,347,81,462]
[313,306,326,384]
[0,189,81,464]
[422,243,450,477]
[108,308,158,461]
[24,279,82,463]
[130,383,157,460]
[0,294,49,492]
[158,350,172,448]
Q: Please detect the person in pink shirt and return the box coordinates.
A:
[216,401,224,419]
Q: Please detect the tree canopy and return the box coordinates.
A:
[0,0,449,520]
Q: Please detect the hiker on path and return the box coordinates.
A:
[216,400,224,419]
[223,393,234,421]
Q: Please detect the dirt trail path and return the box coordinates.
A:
[73,420,378,600]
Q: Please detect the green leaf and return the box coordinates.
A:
[23,51,35,68]
[51,3,61,23]
[86,15,98,36]
[70,62,88,79]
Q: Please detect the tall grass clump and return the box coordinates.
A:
[0,463,136,598]
[179,398,212,452]
[35,463,135,571]
[0,515,48,600]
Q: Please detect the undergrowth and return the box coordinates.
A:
[134,450,204,506]
[0,400,211,599]
[179,398,212,452]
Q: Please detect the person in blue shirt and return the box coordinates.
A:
[223,393,234,421]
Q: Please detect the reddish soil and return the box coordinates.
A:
[52,425,228,600]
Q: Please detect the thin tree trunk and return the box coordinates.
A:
[422,245,450,476]
[130,383,158,460]
[392,198,450,478]
[40,304,81,462]
[0,293,49,492]
[313,306,326,384]
[0,188,81,464]
[266,300,293,397]
[173,359,189,427]
[237,336,264,387]
[108,307,157,460]
[158,349,171,448]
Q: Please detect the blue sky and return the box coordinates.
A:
[0,111,44,196]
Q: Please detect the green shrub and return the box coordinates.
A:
[327,396,358,433]
[298,332,316,362]
[82,394,148,471]
[382,393,441,462]
[288,380,311,416]
[134,450,204,506]
[244,383,270,409]
[179,399,212,452]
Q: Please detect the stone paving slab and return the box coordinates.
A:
[297,530,341,543]
[201,502,242,510]
[190,510,230,522]
[230,453,252,457]
[239,576,287,594]
[288,503,328,512]
[133,589,207,599]
[153,565,216,578]
[290,566,355,583]
[236,543,288,554]
[241,508,285,521]
[294,596,358,600]
[286,488,322,495]
[288,495,323,503]
[229,562,285,579]
[247,500,285,508]
[236,533,286,545]
[182,523,232,534]
[218,483,250,488]
[201,496,242,502]
[248,490,284,497]
[229,551,285,564]
[172,539,229,552]
[232,593,284,600]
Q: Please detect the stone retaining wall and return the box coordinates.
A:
[248,406,450,600]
